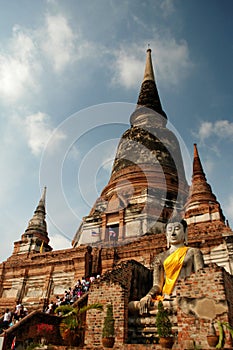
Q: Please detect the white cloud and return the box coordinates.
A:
[11,25,36,62]
[24,112,66,156]
[156,39,191,85]
[198,121,213,140]
[215,120,233,138]
[197,120,233,142]
[0,11,87,105]
[41,14,77,72]
[112,51,143,89]
[111,37,192,89]
[0,27,40,103]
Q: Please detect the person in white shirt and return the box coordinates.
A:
[3,308,11,328]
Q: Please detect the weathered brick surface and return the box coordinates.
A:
[176,264,233,349]
[81,263,233,350]
[84,260,151,348]
[0,245,95,313]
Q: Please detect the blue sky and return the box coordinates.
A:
[0,0,233,261]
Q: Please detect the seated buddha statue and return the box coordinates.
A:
[129,218,204,315]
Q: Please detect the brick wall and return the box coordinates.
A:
[223,267,233,326]
[83,262,233,349]
[176,264,233,349]
[84,260,151,348]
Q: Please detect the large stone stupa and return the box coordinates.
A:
[73,49,189,247]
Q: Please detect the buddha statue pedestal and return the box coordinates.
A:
[128,298,178,344]
[128,264,233,349]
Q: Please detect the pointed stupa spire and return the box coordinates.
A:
[25,186,48,238]
[187,144,217,204]
[37,186,46,212]
[136,48,167,120]
[143,47,155,82]
[41,186,46,204]
[185,144,225,223]
[193,144,205,176]
[13,187,52,255]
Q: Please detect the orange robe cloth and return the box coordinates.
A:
[162,246,188,296]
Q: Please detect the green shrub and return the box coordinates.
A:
[156,301,172,338]
[102,304,115,338]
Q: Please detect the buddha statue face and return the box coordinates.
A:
[166,221,186,246]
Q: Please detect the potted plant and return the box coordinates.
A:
[206,321,219,347]
[56,302,103,346]
[102,303,115,348]
[156,301,174,349]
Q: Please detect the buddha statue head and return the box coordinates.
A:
[165,218,188,249]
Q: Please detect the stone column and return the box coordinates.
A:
[101,214,107,241]
[118,209,125,241]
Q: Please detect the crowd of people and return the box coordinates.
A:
[0,275,99,329]
[45,275,99,314]
[1,303,28,330]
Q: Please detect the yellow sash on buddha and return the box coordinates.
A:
[162,246,188,296]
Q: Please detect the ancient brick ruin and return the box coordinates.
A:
[0,49,233,349]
